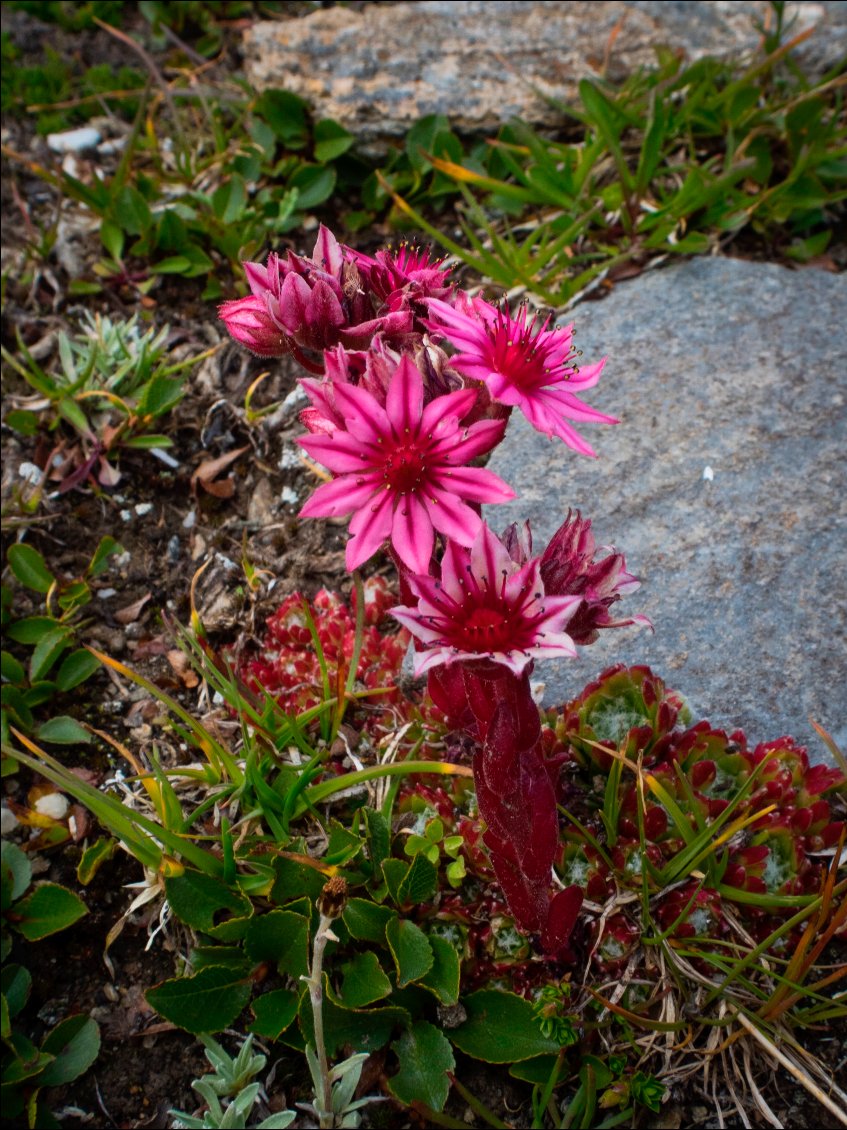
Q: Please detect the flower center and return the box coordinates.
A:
[383,443,426,493]
[488,323,546,391]
[459,604,513,651]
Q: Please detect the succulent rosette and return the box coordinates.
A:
[555,664,692,771]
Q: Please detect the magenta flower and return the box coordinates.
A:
[217,295,287,358]
[219,226,412,370]
[538,510,652,644]
[427,295,615,456]
[392,522,581,676]
[350,244,454,306]
[297,356,514,572]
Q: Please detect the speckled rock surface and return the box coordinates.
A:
[484,257,846,761]
[243,2,846,147]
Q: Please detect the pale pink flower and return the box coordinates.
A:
[297,356,513,572]
[217,295,287,358]
[427,295,616,456]
[391,522,580,676]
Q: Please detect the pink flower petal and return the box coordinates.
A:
[391,494,434,572]
[386,355,424,435]
[346,491,394,569]
[297,432,374,474]
[429,465,515,504]
[298,474,379,518]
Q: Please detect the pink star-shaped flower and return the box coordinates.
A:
[297,356,514,572]
[427,295,616,456]
[391,522,580,676]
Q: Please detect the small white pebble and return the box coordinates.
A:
[18,462,44,486]
[120,509,133,522]
[34,793,69,821]
[97,588,117,600]
[278,445,301,470]
[47,126,101,153]
[702,466,714,481]
[280,486,299,505]
[135,502,154,517]
[1,807,19,835]
[97,138,126,157]
[182,509,196,530]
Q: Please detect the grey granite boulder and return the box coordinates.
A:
[484,257,846,761]
[243,2,846,149]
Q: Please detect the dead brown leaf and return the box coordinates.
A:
[165,648,199,688]
[115,592,152,625]
[191,445,249,499]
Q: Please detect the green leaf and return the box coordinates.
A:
[189,946,253,974]
[244,910,309,979]
[153,254,192,274]
[256,90,308,147]
[6,617,59,644]
[122,434,173,450]
[3,410,39,436]
[342,898,396,944]
[1,686,34,732]
[418,935,460,1006]
[58,396,91,435]
[29,626,72,683]
[55,650,100,692]
[87,536,122,578]
[398,853,438,905]
[288,164,336,209]
[385,918,434,987]
[137,374,184,417]
[146,966,252,1034]
[249,989,299,1040]
[100,220,125,262]
[339,951,393,1008]
[365,808,390,867]
[300,975,409,1058]
[1,651,25,685]
[155,208,188,253]
[1,842,32,910]
[39,1015,100,1086]
[7,545,55,593]
[389,1020,455,1113]
[382,858,409,904]
[76,837,117,885]
[1,964,32,1020]
[0,1041,54,1085]
[451,990,561,1063]
[271,855,326,903]
[68,279,102,296]
[212,175,248,224]
[313,119,355,162]
[165,870,252,933]
[112,185,152,236]
[36,716,93,745]
[13,883,88,941]
[509,1055,561,1085]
